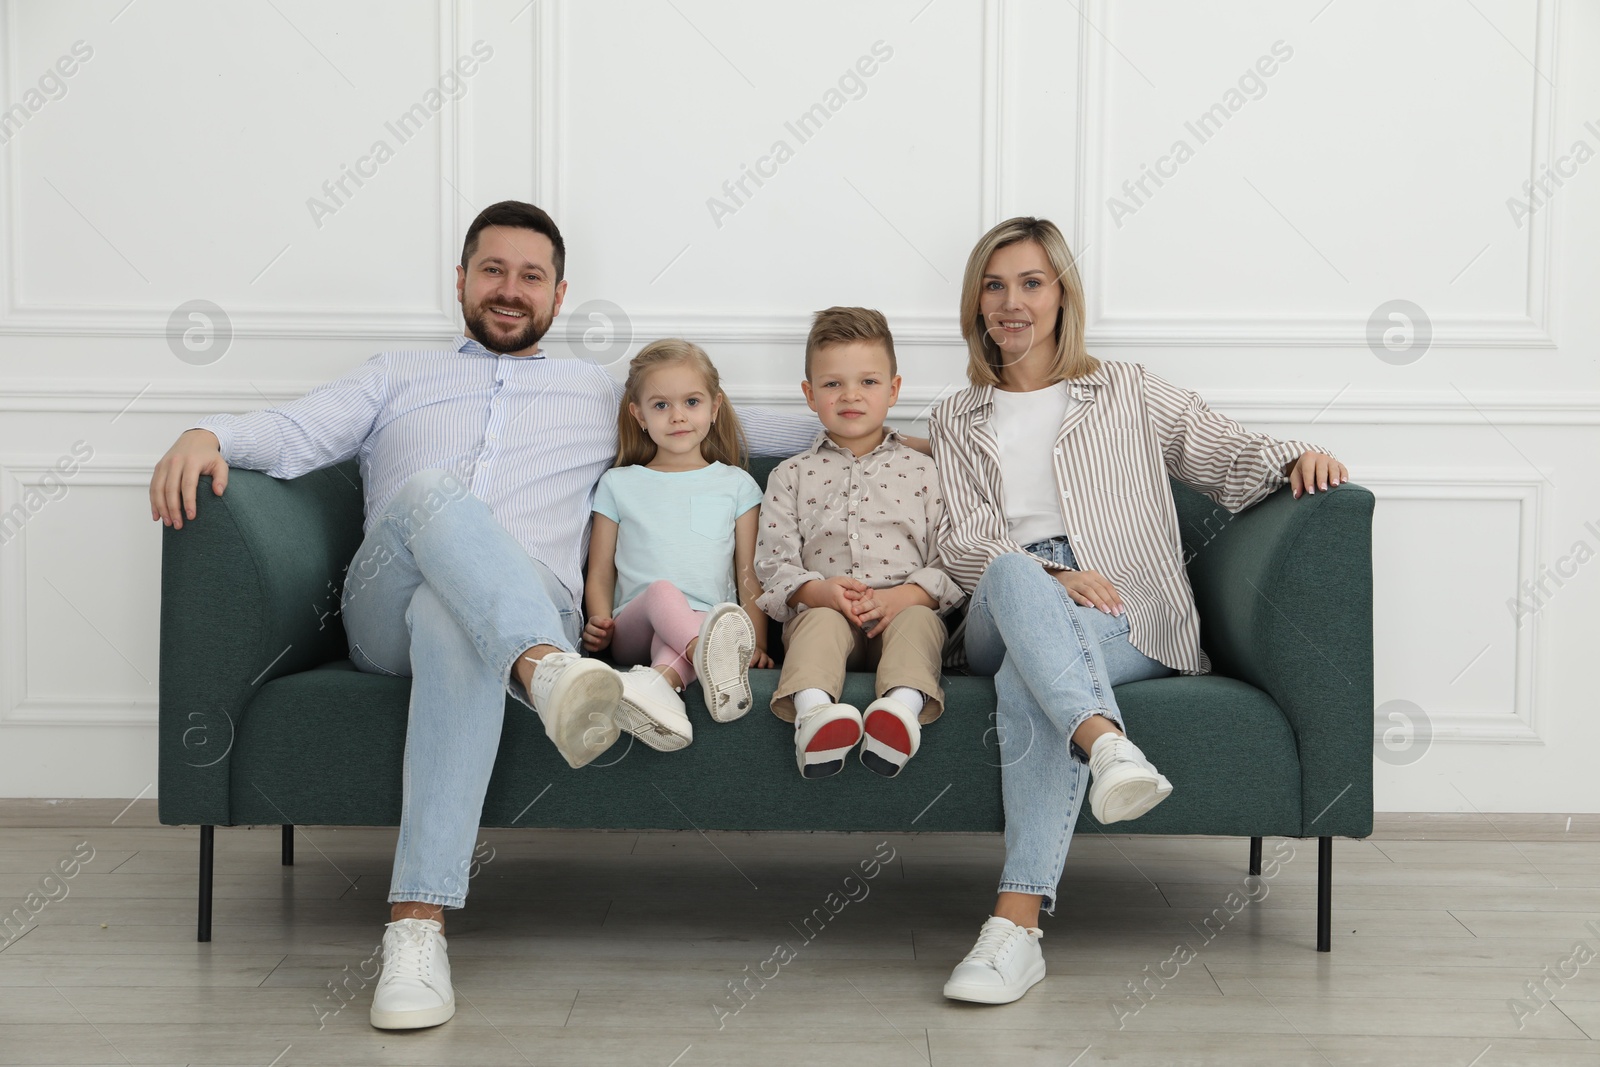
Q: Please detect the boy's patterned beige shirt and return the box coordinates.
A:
[755,429,965,623]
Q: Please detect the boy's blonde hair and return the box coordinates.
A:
[805,306,897,380]
[616,338,748,468]
[958,216,1099,387]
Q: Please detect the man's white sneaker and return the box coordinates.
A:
[693,603,756,723]
[1087,734,1173,824]
[942,916,1046,1004]
[370,918,455,1030]
[526,651,622,769]
[617,666,693,752]
[794,702,863,779]
[860,696,921,778]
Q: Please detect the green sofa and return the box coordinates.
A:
[159,456,1374,949]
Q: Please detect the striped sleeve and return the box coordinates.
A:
[737,406,822,459]
[193,354,389,479]
[929,404,1065,595]
[1142,369,1327,513]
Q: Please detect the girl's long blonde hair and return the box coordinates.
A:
[959,216,1099,387]
[615,339,749,468]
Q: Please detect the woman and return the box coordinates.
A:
[930,217,1346,1004]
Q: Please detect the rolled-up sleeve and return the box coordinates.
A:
[1142,369,1329,513]
[753,461,824,622]
[194,354,389,479]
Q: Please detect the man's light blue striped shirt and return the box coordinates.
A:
[195,335,818,607]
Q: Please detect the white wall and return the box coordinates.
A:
[1,0,1595,811]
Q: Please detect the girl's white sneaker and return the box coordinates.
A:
[617,666,693,751]
[694,603,756,722]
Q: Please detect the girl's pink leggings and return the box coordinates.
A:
[611,580,705,687]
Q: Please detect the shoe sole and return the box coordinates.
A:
[696,606,755,723]
[1091,773,1173,824]
[942,960,1046,1004]
[370,997,457,1029]
[797,718,862,778]
[861,709,914,778]
[615,698,692,753]
[542,664,623,769]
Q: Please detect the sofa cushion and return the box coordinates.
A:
[228,663,1301,837]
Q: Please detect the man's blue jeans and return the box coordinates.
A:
[341,469,582,908]
[964,539,1174,913]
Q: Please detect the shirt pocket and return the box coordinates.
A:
[690,494,735,540]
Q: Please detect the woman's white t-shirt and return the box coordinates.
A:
[990,382,1080,546]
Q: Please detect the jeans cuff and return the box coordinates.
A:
[501,631,578,709]
[386,890,464,910]
[1063,707,1124,763]
[997,881,1057,917]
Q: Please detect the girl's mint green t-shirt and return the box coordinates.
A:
[592,462,764,614]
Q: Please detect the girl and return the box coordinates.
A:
[583,339,775,752]
[932,217,1348,1005]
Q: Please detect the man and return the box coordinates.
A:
[148,201,825,1030]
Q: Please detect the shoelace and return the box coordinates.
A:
[383,921,435,980]
[962,921,1020,966]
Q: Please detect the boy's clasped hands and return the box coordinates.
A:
[791,575,937,639]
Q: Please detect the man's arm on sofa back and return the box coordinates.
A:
[1174,480,1376,838]
[158,461,366,826]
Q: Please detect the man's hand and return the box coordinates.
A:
[150,428,228,529]
[1287,451,1349,499]
[749,647,775,669]
[1054,568,1123,616]
[793,575,869,616]
[851,583,936,639]
[582,615,615,653]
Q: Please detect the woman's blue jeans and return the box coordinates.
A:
[341,469,582,909]
[964,539,1174,913]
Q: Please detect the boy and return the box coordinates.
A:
[755,307,964,778]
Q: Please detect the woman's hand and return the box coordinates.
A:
[582,615,615,653]
[1054,568,1123,616]
[749,646,775,669]
[1287,451,1349,499]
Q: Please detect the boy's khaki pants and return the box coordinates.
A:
[770,605,946,724]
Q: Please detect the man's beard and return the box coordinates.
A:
[463,298,554,355]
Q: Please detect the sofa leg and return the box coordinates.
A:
[198,825,214,943]
[1317,836,1332,952]
[282,824,294,866]
[1248,836,1262,876]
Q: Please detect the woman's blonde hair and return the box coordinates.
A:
[958,216,1098,387]
[615,338,748,468]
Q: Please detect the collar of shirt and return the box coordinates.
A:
[804,425,905,460]
[455,333,546,360]
[947,362,1110,418]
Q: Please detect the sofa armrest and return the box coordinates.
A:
[1174,480,1375,838]
[158,461,366,826]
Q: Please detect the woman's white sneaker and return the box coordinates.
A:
[370,918,455,1030]
[617,666,693,751]
[1087,734,1173,824]
[794,703,864,778]
[860,696,921,778]
[527,652,622,769]
[694,603,756,722]
[942,916,1046,1004]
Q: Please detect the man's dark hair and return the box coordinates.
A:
[460,201,566,282]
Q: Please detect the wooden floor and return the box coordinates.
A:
[1,802,1598,1066]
